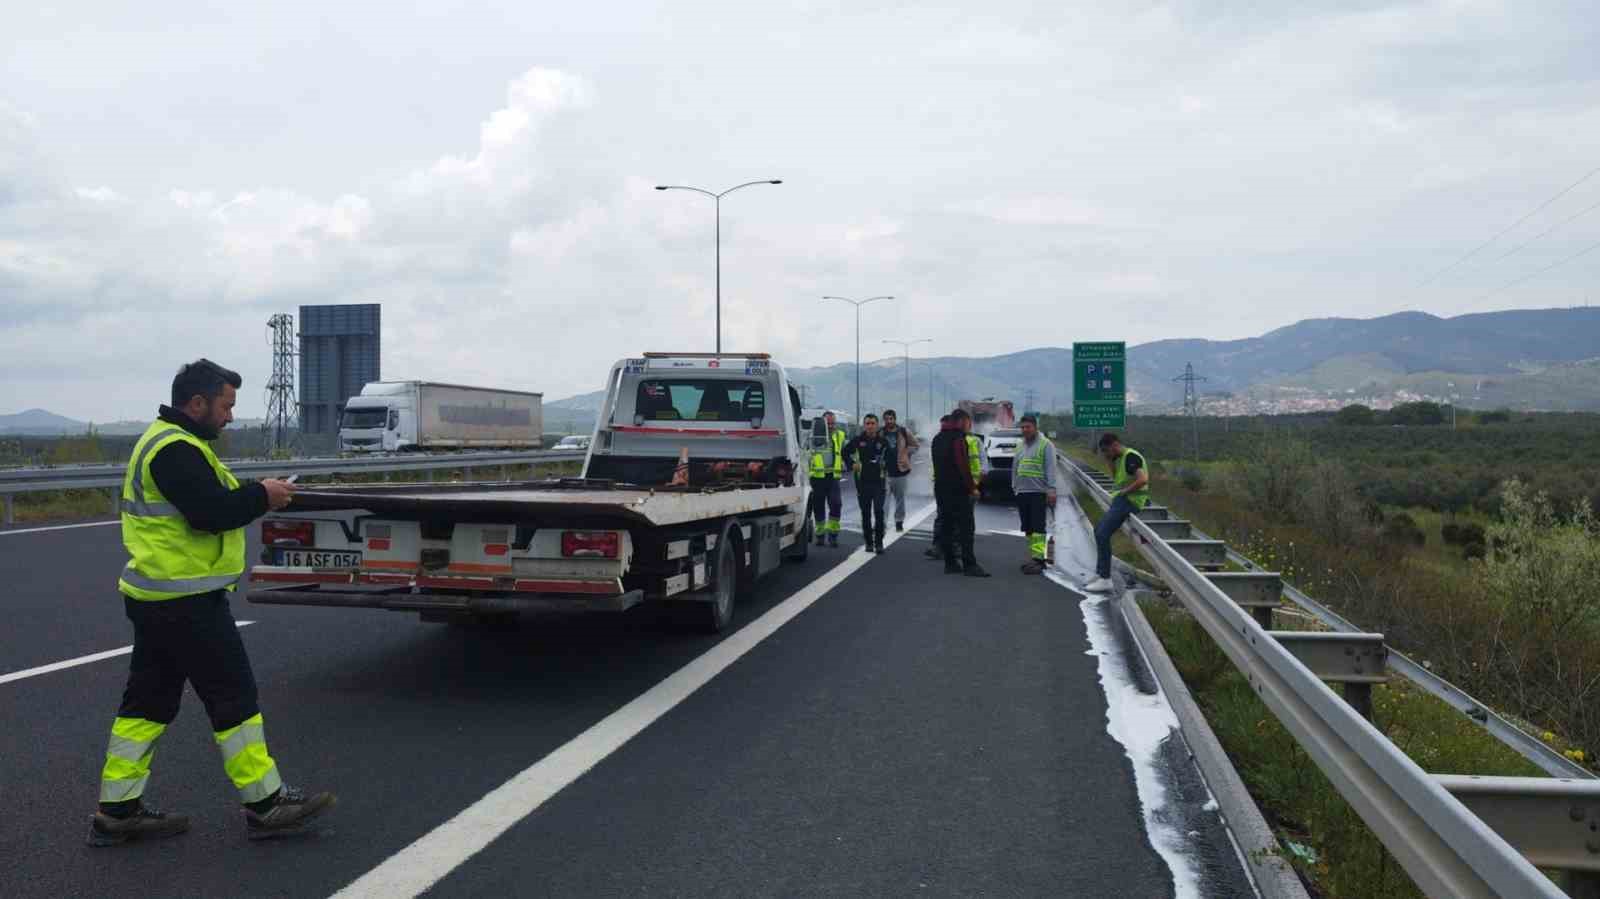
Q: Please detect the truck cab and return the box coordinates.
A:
[587,354,807,487]
[340,386,410,453]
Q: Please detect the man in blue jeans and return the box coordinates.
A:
[1085,432,1150,593]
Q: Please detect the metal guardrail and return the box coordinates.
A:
[0,450,586,525]
[1067,458,1600,898]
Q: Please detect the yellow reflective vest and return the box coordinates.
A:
[118,420,247,600]
[1113,447,1152,510]
[809,427,846,478]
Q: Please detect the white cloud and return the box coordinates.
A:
[2,2,1599,421]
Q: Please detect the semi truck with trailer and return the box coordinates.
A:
[250,354,812,633]
[339,381,543,453]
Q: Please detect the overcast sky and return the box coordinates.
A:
[4,0,1599,421]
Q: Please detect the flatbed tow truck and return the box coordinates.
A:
[247,353,813,633]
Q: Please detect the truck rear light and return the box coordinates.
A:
[561,531,619,559]
[262,520,314,546]
[483,544,510,556]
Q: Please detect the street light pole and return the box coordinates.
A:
[821,295,893,423]
[882,338,931,426]
[655,179,783,353]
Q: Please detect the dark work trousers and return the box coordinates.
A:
[936,487,977,567]
[809,477,842,528]
[116,590,261,733]
[857,481,886,545]
[1016,492,1049,555]
[1094,496,1139,578]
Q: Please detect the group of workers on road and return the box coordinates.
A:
[92,358,1153,851]
[808,409,919,553]
[807,403,1154,590]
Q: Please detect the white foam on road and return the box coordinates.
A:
[0,520,119,536]
[1046,493,1205,899]
[333,501,939,899]
[0,621,256,685]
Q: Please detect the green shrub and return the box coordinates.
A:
[1380,512,1426,548]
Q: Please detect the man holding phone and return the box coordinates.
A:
[88,359,336,847]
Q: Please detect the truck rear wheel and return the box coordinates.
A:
[698,523,738,634]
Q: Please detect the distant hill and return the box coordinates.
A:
[1128,307,1600,405]
[0,409,89,435]
[494,307,1600,424]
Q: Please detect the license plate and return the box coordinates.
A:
[274,548,362,569]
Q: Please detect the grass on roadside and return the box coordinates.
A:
[1140,596,1553,898]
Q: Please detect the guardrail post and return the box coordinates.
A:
[1344,683,1374,720]
[1563,872,1600,899]
[500,464,509,482]
[3,494,12,526]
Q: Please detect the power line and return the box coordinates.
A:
[1417,164,1600,288]
[1490,195,1600,263]
[1476,236,1600,302]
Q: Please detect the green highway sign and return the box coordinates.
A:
[1073,341,1126,428]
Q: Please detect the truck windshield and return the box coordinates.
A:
[635,379,765,422]
[342,408,388,429]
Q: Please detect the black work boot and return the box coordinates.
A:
[87,804,190,847]
[865,541,877,554]
[1020,560,1046,575]
[896,522,904,532]
[827,533,838,548]
[943,559,963,575]
[963,563,993,578]
[244,785,337,840]
[815,531,826,547]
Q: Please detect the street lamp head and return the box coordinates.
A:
[654,186,669,190]
[769,180,783,184]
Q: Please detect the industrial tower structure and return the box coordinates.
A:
[264,313,298,455]
[1172,362,1207,463]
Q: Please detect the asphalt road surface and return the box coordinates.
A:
[0,463,1250,898]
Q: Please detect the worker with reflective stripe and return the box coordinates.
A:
[89,359,336,847]
[807,411,847,547]
[1085,432,1150,594]
[1011,415,1057,575]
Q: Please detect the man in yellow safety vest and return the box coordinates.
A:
[1085,432,1151,594]
[1011,415,1057,575]
[88,359,336,847]
[808,411,847,547]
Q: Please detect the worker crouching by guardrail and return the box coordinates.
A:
[1086,432,1150,594]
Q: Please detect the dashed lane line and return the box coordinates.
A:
[0,622,256,686]
[331,501,938,899]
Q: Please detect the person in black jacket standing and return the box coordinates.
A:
[843,414,892,553]
[930,409,990,577]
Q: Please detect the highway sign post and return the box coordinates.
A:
[1073,342,1126,428]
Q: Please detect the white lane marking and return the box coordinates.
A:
[0,520,119,536]
[334,502,939,899]
[0,621,256,685]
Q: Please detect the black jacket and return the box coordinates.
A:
[930,423,976,495]
[842,433,892,487]
[147,406,268,534]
